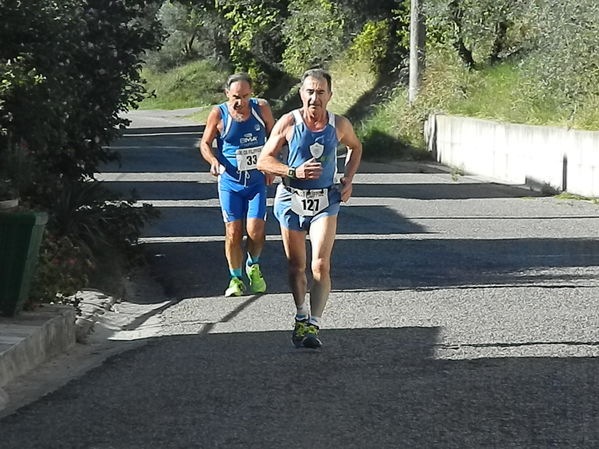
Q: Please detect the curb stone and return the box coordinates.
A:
[0,290,120,414]
[0,387,8,410]
[0,305,76,390]
[73,289,119,344]
[0,268,170,415]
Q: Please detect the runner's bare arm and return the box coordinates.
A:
[199,106,222,176]
[258,99,275,136]
[257,113,294,178]
[336,115,363,202]
[257,99,277,185]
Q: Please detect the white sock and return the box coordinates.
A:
[295,302,309,321]
[308,316,321,328]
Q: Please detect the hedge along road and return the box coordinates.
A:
[2,109,599,448]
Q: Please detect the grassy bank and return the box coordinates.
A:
[420,51,599,130]
[139,60,229,110]
[332,49,599,158]
[138,51,599,159]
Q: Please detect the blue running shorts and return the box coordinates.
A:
[273,183,341,232]
[218,172,267,223]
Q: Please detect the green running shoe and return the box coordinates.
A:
[224,277,246,297]
[246,263,266,293]
[291,319,308,348]
[303,323,322,349]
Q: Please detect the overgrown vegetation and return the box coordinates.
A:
[140,60,229,110]
[1,0,164,306]
[422,0,599,125]
[555,193,599,205]
[281,0,345,76]
[142,0,598,155]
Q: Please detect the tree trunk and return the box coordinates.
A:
[184,33,197,57]
[448,0,475,69]
[490,21,508,64]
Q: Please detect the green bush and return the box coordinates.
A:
[30,179,159,304]
[349,20,391,73]
[216,0,286,94]
[0,0,164,205]
[0,1,164,301]
[30,233,94,304]
[281,0,345,76]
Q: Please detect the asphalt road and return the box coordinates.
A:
[2,109,599,448]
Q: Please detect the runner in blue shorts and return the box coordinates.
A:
[258,68,362,348]
[199,73,275,297]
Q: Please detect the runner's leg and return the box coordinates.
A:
[225,220,244,272]
[245,183,267,261]
[307,214,338,320]
[246,218,265,259]
[280,226,308,309]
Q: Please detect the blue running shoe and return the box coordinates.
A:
[291,319,308,348]
[302,323,322,349]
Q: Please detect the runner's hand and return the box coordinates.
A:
[297,158,322,180]
[209,160,221,176]
[339,176,353,202]
[265,173,275,186]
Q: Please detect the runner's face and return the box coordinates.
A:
[300,77,331,113]
[226,80,252,117]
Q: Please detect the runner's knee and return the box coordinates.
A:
[246,222,265,241]
[225,223,244,244]
[311,257,330,279]
[288,258,306,278]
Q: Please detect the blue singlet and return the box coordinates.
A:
[216,98,268,222]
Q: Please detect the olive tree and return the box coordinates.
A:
[281,0,345,76]
[523,0,599,113]
[147,1,229,71]
[424,0,534,68]
[213,0,288,92]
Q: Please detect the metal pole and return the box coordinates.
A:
[409,0,425,104]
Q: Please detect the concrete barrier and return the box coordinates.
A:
[0,305,76,388]
[425,114,599,197]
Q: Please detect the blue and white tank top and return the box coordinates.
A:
[287,109,338,190]
[217,98,266,184]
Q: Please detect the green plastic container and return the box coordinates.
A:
[0,212,48,316]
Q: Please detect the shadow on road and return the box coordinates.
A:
[137,236,599,300]
[139,204,425,239]
[333,237,599,291]
[2,326,599,448]
[107,181,545,202]
[97,125,599,302]
[104,125,206,173]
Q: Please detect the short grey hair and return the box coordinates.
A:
[226,72,253,90]
[301,68,332,92]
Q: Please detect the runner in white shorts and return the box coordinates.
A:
[257,68,362,348]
